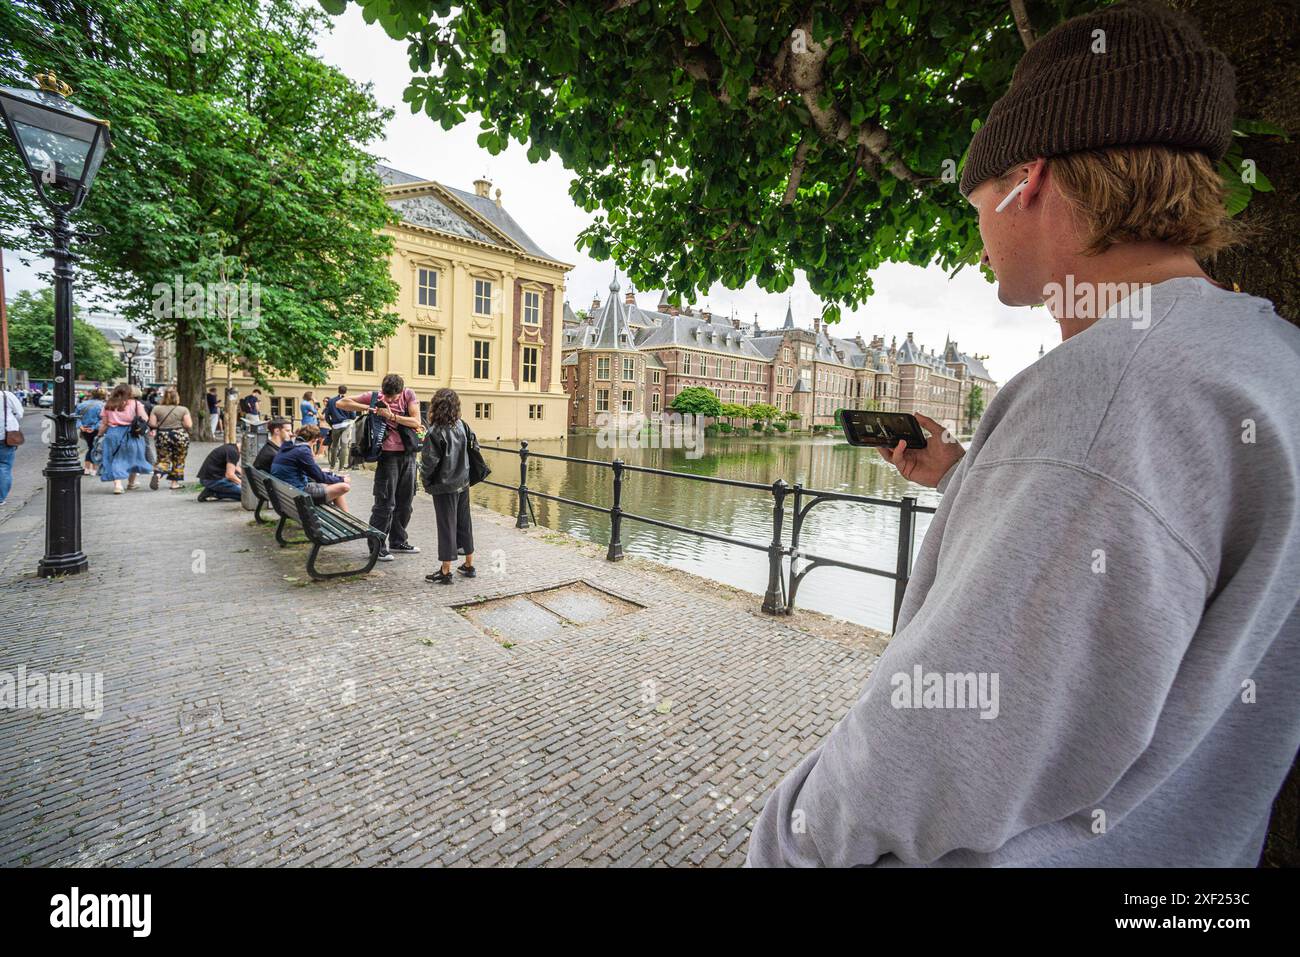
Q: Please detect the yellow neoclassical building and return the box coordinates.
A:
[208,163,573,441]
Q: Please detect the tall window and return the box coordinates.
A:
[729,359,737,379]
[596,356,611,380]
[353,348,374,372]
[523,290,541,325]
[417,334,436,376]
[474,278,493,315]
[652,369,661,384]
[473,339,491,379]
[522,345,539,385]
[682,354,691,375]
[651,392,661,413]
[621,389,634,412]
[622,356,635,380]
[596,389,609,412]
[714,358,722,378]
[417,267,438,307]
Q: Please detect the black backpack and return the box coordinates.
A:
[353,392,388,463]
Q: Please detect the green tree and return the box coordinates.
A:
[747,402,779,428]
[966,383,986,431]
[6,289,125,382]
[0,0,400,433]
[325,0,1294,321]
[669,386,722,419]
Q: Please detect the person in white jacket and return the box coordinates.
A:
[0,388,23,506]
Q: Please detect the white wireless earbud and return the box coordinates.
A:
[994,178,1030,213]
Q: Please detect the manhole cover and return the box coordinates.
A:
[454,581,642,643]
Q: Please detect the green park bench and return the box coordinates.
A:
[251,466,385,581]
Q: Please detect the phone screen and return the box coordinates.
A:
[839,409,927,449]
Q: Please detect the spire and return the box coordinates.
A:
[1038,342,1045,358]
[783,297,794,330]
[592,275,635,350]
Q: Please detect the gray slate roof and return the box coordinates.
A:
[375,162,560,263]
[638,313,768,359]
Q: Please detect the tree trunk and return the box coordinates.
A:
[174,323,208,441]
[1168,0,1299,868]
[1170,0,1299,322]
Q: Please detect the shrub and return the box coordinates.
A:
[718,422,733,433]
[774,422,787,433]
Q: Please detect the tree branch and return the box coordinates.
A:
[1009,0,1037,49]
[783,137,810,205]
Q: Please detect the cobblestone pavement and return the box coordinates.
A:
[0,418,883,867]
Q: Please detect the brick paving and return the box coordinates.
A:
[0,420,883,867]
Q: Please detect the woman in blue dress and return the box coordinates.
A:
[96,383,152,494]
[300,391,322,454]
[75,387,106,476]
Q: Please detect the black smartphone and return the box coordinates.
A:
[838,409,928,449]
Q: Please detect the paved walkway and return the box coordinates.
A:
[0,417,884,867]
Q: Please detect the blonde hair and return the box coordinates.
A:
[162,387,180,405]
[1044,146,1240,259]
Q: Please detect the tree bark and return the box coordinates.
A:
[174,323,208,441]
[1170,0,1299,323]
[1168,0,1299,868]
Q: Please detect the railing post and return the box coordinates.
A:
[516,440,530,529]
[892,495,916,632]
[785,483,805,613]
[606,458,625,561]
[762,479,788,614]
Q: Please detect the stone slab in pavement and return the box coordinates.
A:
[0,417,885,867]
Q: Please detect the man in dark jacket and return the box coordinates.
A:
[252,417,293,473]
[270,425,351,510]
[419,387,476,584]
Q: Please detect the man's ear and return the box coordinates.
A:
[1019,158,1049,209]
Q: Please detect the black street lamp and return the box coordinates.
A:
[120,332,139,387]
[0,72,111,578]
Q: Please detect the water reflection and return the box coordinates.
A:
[472,434,942,631]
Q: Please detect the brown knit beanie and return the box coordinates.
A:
[959,1,1236,196]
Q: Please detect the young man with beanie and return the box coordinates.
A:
[748,2,1299,867]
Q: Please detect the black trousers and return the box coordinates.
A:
[432,488,474,562]
[370,450,417,547]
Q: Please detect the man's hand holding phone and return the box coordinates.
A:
[878,412,964,488]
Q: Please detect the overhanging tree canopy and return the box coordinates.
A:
[322,0,1290,320]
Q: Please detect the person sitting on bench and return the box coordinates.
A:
[253,416,293,473]
[270,425,351,511]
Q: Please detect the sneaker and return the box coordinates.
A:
[424,570,454,585]
[197,488,213,502]
[388,542,420,555]
[457,563,477,578]
[376,549,394,562]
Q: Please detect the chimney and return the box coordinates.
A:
[732,317,741,330]
[906,331,914,342]
[701,310,711,323]
[668,305,680,316]
[591,292,601,311]
[473,176,491,198]
[854,335,866,350]
[814,316,822,337]
[624,290,635,305]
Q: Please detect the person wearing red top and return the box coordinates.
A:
[336,373,422,561]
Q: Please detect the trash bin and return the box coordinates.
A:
[240,420,267,511]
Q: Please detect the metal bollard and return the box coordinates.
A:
[240,421,266,511]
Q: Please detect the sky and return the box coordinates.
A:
[2,5,1056,384]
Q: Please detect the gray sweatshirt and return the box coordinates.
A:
[747,278,1300,867]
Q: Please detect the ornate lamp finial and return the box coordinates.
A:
[34,72,73,97]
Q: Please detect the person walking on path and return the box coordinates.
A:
[147,387,193,491]
[323,384,355,473]
[96,384,151,495]
[205,387,221,440]
[419,388,476,585]
[299,391,322,455]
[337,374,422,562]
[0,389,22,506]
[748,2,1300,868]
[75,387,105,476]
[270,425,351,510]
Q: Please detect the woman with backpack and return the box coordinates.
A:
[147,387,194,490]
[419,388,480,585]
[96,383,151,494]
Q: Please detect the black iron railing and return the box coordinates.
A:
[478,441,937,632]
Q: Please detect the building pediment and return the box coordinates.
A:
[387,193,499,247]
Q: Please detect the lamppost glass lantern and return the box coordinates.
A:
[0,72,111,211]
[0,71,111,578]
[120,333,139,386]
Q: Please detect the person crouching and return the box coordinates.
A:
[270,424,351,511]
[419,388,476,584]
